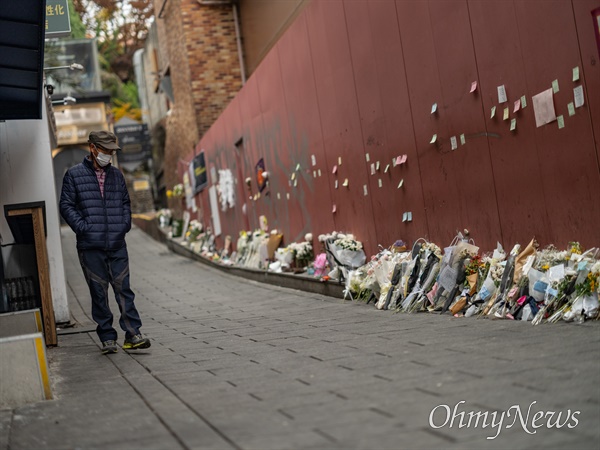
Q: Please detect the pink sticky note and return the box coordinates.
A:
[470,81,477,93]
[400,154,407,164]
[332,165,337,174]
[395,156,402,165]
[513,99,521,113]
[332,204,337,213]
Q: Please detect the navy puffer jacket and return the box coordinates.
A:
[60,156,131,251]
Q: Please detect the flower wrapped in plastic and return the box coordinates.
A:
[157,208,172,228]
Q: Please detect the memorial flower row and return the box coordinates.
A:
[159,212,598,324]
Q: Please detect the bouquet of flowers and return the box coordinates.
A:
[185,220,203,243]
[157,208,172,228]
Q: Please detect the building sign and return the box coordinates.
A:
[46,0,71,38]
[54,103,108,146]
[191,152,208,194]
[113,123,151,164]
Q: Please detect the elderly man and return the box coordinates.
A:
[60,130,150,354]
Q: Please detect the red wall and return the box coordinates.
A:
[186,0,600,256]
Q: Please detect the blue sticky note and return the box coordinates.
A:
[578,261,587,271]
[534,281,548,293]
[480,286,490,300]
[546,287,558,297]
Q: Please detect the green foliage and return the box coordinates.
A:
[68,0,87,39]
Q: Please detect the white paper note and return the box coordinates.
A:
[318,169,321,177]
[574,85,584,108]
[430,134,437,144]
[363,185,368,196]
[342,178,348,187]
[460,134,466,145]
[450,136,457,150]
[431,103,438,114]
[366,153,370,162]
[398,179,404,188]
[532,88,556,127]
[370,163,375,175]
[311,154,316,166]
[378,179,382,188]
[497,85,507,103]
[491,106,496,119]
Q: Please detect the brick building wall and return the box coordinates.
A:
[154,0,242,202]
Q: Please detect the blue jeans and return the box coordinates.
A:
[77,246,142,342]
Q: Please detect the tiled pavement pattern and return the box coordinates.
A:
[2,226,599,449]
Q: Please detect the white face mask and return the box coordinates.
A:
[94,150,112,167]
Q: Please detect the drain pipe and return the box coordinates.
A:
[232,1,246,85]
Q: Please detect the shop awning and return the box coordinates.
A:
[0,0,46,120]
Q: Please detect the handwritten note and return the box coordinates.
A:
[513,98,521,113]
[532,88,556,127]
[520,95,527,108]
[574,85,584,108]
[450,136,457,150]
[497,85,507,103]
[470,81,477,93]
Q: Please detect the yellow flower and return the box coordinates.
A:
[166,190,173,198]
[541,264,550,271]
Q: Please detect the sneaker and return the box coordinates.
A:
[101,340,118,354]
[123,334,151,350]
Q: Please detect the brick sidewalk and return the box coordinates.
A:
[3,226,599,449]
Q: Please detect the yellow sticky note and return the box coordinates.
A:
[557,115,565,129]
[552,79,559,94]
[338,157,342,165]
[342,178,349,187]
[503,107,509,120]
[291,173,296,181]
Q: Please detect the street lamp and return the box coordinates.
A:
[44,63,84,71]
[51,96,76,106]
